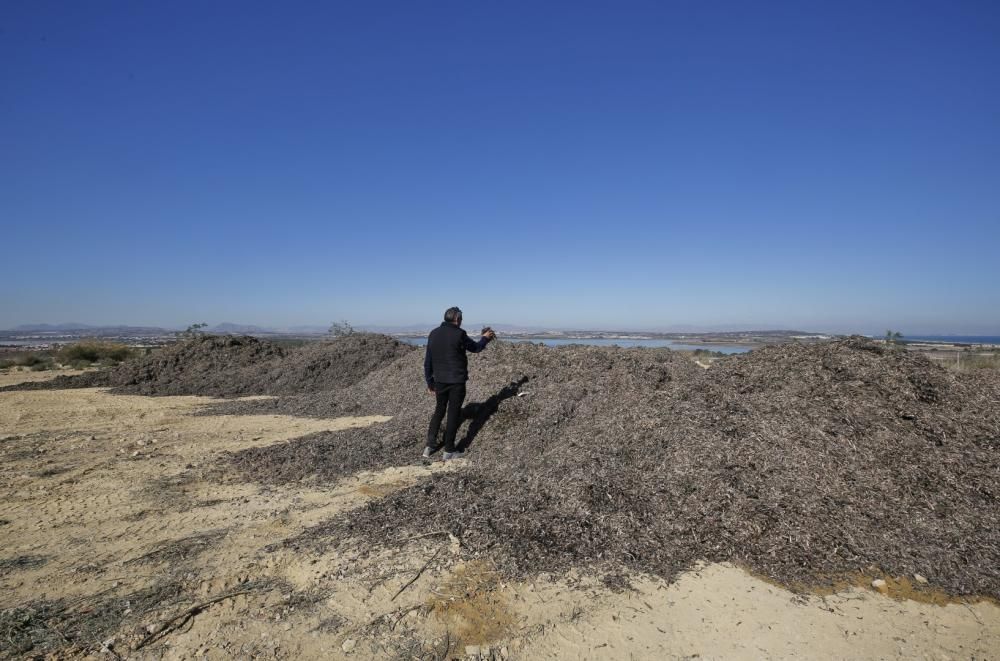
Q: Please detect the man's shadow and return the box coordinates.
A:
[451,377,528,452]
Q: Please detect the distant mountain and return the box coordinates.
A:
[11,323,96,331]
[360,323,550,335]
[209,322,276,334]
[5,321,831,338]
[284,325,331,334]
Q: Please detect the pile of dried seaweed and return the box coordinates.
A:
[225,340,699,483]
[278,338,1000,598]
[9,330,999,598]
[2,333,413,398]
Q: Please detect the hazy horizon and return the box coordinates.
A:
[4,318,999,338]
[3,3,998,335]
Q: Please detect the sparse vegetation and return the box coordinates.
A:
[57,341,134,367]
[928,350,1000,371]
[885,329,904,345]
[0,342,137,372]
[962,352,1000,369]
[328,320,355,337]
[177,322,209,339]
[0,351,56,371]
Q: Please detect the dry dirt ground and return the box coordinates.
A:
[2,370,998,660]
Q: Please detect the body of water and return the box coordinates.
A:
[401,336,750,354]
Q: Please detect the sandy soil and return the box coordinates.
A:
[2,369,998,660]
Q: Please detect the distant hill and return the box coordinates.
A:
[5,321,831,339]
[284,325,331,334]
[209,322,276,334]
[360,323,549,335]
[12,323,96,331]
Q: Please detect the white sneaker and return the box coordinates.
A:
[422,446,433,459]
[442,451,465,461]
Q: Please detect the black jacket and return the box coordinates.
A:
[424,322,490,386]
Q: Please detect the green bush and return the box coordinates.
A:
[57,341,135,365]
[0,352,52,369]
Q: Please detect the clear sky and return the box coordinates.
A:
[2,1,998,334]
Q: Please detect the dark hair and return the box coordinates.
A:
[444,307,462,323]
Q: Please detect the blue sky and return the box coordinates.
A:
[2,1,998,334]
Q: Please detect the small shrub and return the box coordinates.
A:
[0,351,56,369]
[57,342,134,366]
[329,320,355,337]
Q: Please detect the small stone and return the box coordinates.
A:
[342,638,356,653]
[914,574,928,584]
[871,578,888,593]
[146,624,159,634]
[465,645,481,657]
[136,439,146,446]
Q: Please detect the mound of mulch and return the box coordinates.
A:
[269,338,1000,599]
[223,340,700,483]
[261,333,415,395]
[9,330,999,598]
[103,335,287,396]
[1,333,414,398]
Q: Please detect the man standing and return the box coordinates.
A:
[423,307,496,460]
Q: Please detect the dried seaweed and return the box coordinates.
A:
[0,581,185,659]
[122,530,229,566]
[276,338,1000,598]
[224,341,698,483]
[1,333,413,398]
[8,331,999,601]
[0,555,48,577]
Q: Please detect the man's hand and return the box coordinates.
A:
[428,387,436,395]
[481,326,496,341]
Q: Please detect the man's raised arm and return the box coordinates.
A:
[463,328,495,353]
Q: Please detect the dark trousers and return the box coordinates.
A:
[427,382,466,452]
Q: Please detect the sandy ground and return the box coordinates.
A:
[2,370,998,660]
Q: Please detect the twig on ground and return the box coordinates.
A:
[437,629,451,661]
[133,589,262,650]
[40,618,72,647]
[391,545,444,601]
[362,603,425,633]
